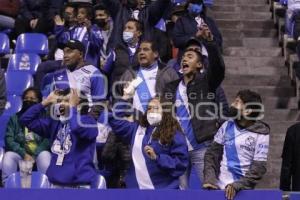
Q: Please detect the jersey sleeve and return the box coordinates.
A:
[253,134,269,162]
[214,121,227,145]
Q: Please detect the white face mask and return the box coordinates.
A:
[147,112,162,126]
[123,31,134,44]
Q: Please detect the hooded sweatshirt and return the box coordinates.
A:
[204,119,270,191]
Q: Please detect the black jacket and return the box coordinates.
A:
[172,13,223,54]
[102,0,171,49]
[110,43,139,87]
[280,123,300,191]
[163,41,225,144]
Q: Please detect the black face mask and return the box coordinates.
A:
[95,19,107,28]
[20,101,37,113]
[63,13,71,23]
[227,106,240,119]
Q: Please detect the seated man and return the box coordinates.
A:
[203,90,270,200]
[20,89,98,188]
[2,87,51,184]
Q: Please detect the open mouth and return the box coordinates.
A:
[181,63,189,69]
[59,106,65,115]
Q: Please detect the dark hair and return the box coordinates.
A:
[236,90,263,118]
[183,48,203,62]
[22,87,43,102]
[140,39,159,53]
[77,4,94,20]
[94,3,110,15]
[126,18,143,33]
[139,97,182,145]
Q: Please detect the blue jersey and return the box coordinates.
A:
[53,65,107,103]
[20,104,98,185]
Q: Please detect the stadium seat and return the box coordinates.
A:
[41,72,55,97]
[91,174,107,189]
[4,95,22,116]
[0,114,13,148]
[5,172,51,188]
[0,33,10,55]
[7,53,41,74]
[6,71,33,96]
[15,33,49,55]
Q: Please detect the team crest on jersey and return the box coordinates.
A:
[240,136,256,152]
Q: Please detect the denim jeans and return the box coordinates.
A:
[179,141,211,190]
[2,151,51,184]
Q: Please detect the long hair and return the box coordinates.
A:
[139,97,182,145]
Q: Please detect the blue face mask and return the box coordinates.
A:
[188,3,203,16]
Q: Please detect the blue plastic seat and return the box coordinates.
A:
[41,72,55,98]
[0,33,10,55]
[15,33,49,55]
[7,53,41,74]
[6,71,33,96]
[5,172,51,188]
[4,95,22,115]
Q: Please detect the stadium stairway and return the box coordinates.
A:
[208,0,298,188]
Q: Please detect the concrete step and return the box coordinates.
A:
[214,0,269,5]
[221,29,277,39]
[215,19,274,30]
[211,5,270,12]
[225,67,287,76]
[266,121,296,135]
[223,85,295,98]
[263,109,300,121]
[223,47,282,57]
[224,56,285,68]
[223,75,291,86]
[243,38,279,48]
[223,37,279,47]
[210,12,272,20]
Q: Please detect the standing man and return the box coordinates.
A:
[280,122,300,191]
[163,32,225,189]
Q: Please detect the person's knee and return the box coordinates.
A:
[2,152,20,169]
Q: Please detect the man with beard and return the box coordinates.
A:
[203,90,270,200]
[2,87,51,185]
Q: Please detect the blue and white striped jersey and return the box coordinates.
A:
[214,120,269,189]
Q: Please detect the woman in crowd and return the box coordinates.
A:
[99,91,189,189]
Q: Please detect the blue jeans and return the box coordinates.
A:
[2,151,51,184]
[179,141,211,190]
